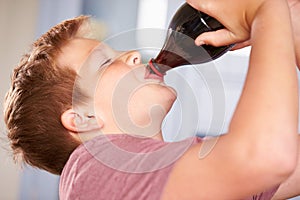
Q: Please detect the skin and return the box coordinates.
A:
[269,1,300,198]
[187,0,300,198]
[166,0,298,199]
[57,0,299,198]
[58,38,177,141]
[288,0,300,68]
[231,0,300,69]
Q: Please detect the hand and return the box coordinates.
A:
[186,0,267,47]
[287,0,300,67]
[231,0,300,61]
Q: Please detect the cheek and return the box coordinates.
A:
[94,71,140,112]
[93,73,115,114]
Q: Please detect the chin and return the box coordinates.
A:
[163,90,177,112]
[163,85,177,102]
[166,85,177,98]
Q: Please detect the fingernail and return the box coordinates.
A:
[196,40,205,46]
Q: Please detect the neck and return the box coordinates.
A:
[100,127,164,141]
[77,129,164,143]
[99,110,166,141]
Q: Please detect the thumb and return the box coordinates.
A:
[195,28,237,47]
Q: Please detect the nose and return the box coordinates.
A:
[121,50,142,66]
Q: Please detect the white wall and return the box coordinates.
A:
[0,0,38,199]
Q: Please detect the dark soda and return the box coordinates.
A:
[147,3,234,77]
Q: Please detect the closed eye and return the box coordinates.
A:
[100,59,112,67]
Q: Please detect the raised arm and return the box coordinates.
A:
[161,0,299,199]
[269,1,300,199]
[288,0,300,68]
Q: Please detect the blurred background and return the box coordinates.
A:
[0,0,299,199]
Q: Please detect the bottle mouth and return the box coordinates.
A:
[147,59,165,77]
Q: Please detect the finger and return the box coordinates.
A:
[186,0,213,16]
[195,28,238,47]
[230,40,251,51]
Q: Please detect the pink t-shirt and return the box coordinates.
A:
[59,134,279,200]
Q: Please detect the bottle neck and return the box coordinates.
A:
[147,59,165,77]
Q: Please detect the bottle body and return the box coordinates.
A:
[148,3,233,77]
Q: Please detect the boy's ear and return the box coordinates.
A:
[61,109,103,133]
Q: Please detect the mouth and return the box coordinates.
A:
[144,65,164,82]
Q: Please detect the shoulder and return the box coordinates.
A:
[59,134,198,199]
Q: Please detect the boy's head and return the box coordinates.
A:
[3,16,92,175]
[4,15,177,175]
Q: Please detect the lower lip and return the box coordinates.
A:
[144,67,164,82]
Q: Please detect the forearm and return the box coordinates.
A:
[229,0,298,168]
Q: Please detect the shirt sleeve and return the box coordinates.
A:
[246,185,280,200]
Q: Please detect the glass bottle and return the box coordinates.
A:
[147,3,234,77]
